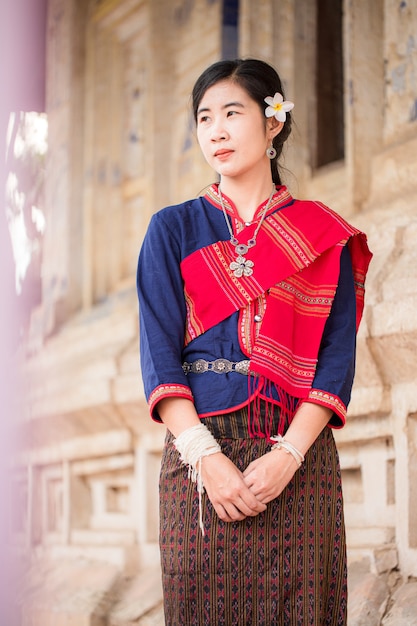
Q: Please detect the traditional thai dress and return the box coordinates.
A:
[137,184,372,626]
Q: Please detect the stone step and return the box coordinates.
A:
[20,558,163,626]
[108,568,163,625]
[20,555,417,625]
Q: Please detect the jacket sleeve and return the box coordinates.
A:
[137,212,194,421]
[304,244,357,428]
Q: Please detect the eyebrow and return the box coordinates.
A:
[197,101,245,116]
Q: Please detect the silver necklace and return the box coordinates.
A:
[218,185,276,277]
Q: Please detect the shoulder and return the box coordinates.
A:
[292,197,341,219]
[143,196,206,249]
[146,197,201,230]
[152,197,204,223]
[291,198,362,237]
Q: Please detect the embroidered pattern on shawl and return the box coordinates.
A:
[239,294,267,356]
[181,190,372,401]
[249,245,343,396]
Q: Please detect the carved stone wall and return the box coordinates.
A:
[17,0,417,621]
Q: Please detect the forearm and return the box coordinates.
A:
[282,401,332,456]
[158,397,201,438]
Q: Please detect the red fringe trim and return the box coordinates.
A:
[247,376,299,442]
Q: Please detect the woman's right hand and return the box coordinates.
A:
[200,452,267,522]
[157,397,266,522]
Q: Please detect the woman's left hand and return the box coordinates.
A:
[243,448,299,504]
[243,402,332,503]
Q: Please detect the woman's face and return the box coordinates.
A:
[196,79,279,182]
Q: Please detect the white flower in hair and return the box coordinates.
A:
[264,92,294,122]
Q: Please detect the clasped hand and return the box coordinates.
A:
[200,449,298,523]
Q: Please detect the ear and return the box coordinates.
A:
[267,118,284,140]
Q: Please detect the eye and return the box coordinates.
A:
[227,110,239,117]
[198,114,210,124]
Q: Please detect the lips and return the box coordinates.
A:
[214,149,234,159]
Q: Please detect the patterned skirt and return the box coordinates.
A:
[159,405,347,626]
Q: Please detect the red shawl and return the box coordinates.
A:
[181,186,372,399]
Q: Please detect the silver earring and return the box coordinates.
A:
[266,145,277,159]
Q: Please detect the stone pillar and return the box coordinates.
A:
[82,0,153,306]
[239,0,274,59]
[344,0,385,211]
[40,0,88,336]
[169,0,222,201]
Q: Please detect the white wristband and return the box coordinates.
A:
[174,423,221,478]
[270,434,305,468]
[173,423,221,535]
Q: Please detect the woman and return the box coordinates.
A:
[137,58,372,626]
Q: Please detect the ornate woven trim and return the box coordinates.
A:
[307,388,347,426]
[149,384,194,420]
[184,287,205,345]
[239,294,267,355]
[205,183,292,218]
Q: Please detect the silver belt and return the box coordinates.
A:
[182,358,252,376]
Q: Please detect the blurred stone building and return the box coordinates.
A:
[14,0,417,623]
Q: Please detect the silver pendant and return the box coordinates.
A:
[229,255,254,277]
[235,243,249,256]
[218,184,276,278]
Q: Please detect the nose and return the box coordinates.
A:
[210,118,227,142]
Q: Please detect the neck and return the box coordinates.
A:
[219,173,275,223]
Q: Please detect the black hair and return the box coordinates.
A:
[192,58,292,185]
